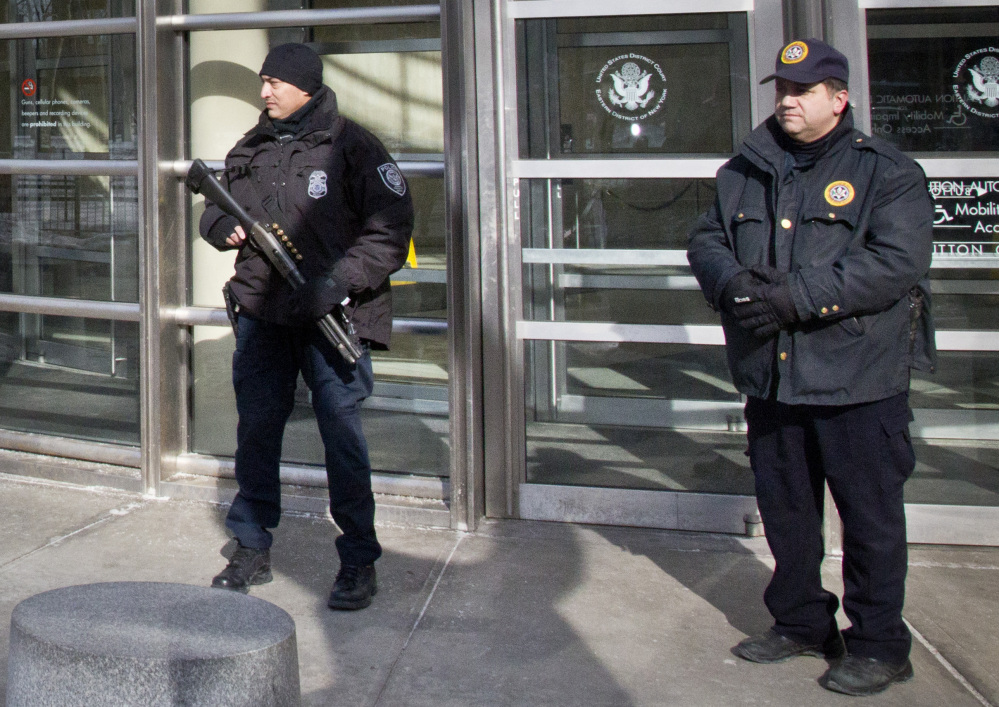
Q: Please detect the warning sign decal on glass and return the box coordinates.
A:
[930,178,999,262]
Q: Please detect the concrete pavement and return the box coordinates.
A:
[0,472,995,706]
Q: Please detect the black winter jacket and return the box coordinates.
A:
[199,86,414,348]
[687,111,935,405]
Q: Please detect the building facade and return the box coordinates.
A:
[0,0,997,545]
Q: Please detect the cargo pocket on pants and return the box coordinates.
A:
[880,410,915,491]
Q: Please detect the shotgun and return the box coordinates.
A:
[186,158,363,364]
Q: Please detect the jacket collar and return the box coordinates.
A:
[247,85,340,142]
[740,105,855,174]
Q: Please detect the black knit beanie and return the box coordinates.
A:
[259,43,323,95]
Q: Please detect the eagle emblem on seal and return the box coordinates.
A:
[781,41,808,64]
[967,55,999,108]
[609,62,655,111]
[824,180,855,207]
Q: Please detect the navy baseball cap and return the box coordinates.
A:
[761,38,849,85]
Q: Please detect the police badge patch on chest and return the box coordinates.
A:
[378,163,407,197]
[308,170,328,199]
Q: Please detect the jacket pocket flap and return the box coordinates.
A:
[803,201,859,228]
[731,207,765,224]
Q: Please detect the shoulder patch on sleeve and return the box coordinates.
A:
[377,163,407,197]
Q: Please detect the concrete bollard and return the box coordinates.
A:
[7,582,300,706]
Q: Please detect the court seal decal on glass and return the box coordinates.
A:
[595,54,667,122]
[953,48,999,118]
[377,163,407,197]
[824,180,855,207]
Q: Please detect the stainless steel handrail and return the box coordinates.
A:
[158,6,440,31]
[0,294,140,321]
[0,17,136,39]
[168,306,447,334]
[0,160,138,176]
[166,159,443,178]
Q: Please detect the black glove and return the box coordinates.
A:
[719,270,765,314]
[289,275,349,323]
[747,263,786,285]
[204,215,241,250]
[731,282,799,338]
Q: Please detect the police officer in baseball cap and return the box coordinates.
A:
[688,38,935,696]
[761,37,849,85]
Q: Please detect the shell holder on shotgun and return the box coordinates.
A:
[260,195,304,264]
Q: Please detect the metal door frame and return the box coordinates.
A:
[488,0,777,533]
[843,0,999,544]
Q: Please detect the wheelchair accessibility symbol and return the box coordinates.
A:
[934,205,953,224]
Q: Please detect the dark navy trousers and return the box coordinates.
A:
[745,392,914,663]
[225,312,382,567]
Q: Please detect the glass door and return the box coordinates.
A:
[185,3,450,484]
[6,25,137,378]
[860,2,999,544]
[504,1,769,533]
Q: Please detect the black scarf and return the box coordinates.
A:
[269,92,321,140]
[776,106,854,170]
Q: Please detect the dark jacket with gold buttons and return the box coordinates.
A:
[199,85,414,348]
[687,110,935,405]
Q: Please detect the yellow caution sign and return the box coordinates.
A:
[395,239,418,286]
[406,238,418,269]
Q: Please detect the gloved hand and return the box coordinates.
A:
[719,270,765,314]
[289,275,349,323]
[747,263,786,285]
[731,282,799,338]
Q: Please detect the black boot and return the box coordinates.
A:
[328,564,377,610]
[734,628,845,663]
[821,655,914,695]
[211,542,272,593]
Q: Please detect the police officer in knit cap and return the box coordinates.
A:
[259,42,324,96]
[688,38,934,696]
[200,43,414,610]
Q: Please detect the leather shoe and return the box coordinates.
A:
[328,564,377,610]
[734,628,845,663]
[211,543,272,593]
[822,655,914,696]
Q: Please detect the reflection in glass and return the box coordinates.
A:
[189,32,448,476]
[0,36,136,160]
[191,327,448,478]
[526,275,717,327]
[913,351,999,411]
[0,314,138,443]
[525,341,750,493]
[867,7,999,152]
[528,178,716,251]
[0,174,138,302]
[529,341,737,404]
[320,51,443,154]
[517,14,750,157]
[527,421,755,493]
[522,178,715,327]
[908,355,999,507]
[0,0,135,22]
[312,0,440,43]
[401,175,445,276]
